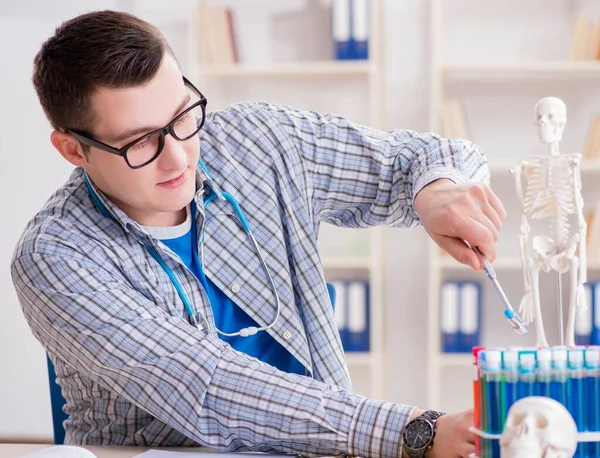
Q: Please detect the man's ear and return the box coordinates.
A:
[50,130,88,167]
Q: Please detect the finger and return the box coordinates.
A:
[436,235,482,270]
[471,211,500,242]
[469,185,503,234]
[485,186,507,221]
[481,200,503,234]
[454,217,497,262]
[459,442,475,458]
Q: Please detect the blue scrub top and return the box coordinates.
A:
[160,207,304,375]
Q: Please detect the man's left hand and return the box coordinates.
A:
[413,179,507,270]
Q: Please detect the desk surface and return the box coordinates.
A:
[0,444,209,458]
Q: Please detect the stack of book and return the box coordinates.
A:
[196,4,238,65]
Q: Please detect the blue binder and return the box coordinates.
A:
[350,0,369,60]
[346,280,370,352]
[440,281,460,352]
[592,282,600,345]
[332,0,352,60]
[575,282,593,346]
[331,280,349,350]
[459,281,482,352]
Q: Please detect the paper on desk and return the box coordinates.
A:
[134,451,295,458]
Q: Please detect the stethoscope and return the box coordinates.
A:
[83,157,281,337]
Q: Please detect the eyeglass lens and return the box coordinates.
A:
[126,88,204,167]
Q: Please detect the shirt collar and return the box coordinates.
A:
[82,164,208,241]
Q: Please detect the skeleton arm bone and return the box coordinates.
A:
[571,155,587,285]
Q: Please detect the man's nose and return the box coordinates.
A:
[159,134,187,169]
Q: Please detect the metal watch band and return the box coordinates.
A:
[404,410,446,458]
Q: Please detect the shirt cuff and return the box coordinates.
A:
[349,397,416,458]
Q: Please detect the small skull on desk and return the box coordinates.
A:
[500,396,578,458]
[533,96,567,145]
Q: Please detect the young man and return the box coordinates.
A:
[12,10,505,458]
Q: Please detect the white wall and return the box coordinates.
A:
[0,0,433,440]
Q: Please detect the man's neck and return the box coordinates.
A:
[139,207,188,228]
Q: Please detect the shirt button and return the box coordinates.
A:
[231,283,240,294]
[283,331,292,340]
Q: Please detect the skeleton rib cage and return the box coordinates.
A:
[522,157,578,251]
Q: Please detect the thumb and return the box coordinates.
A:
[437,235,482,270]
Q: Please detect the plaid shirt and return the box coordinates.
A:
[11,102,489,456]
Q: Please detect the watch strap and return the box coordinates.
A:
[403,410,446,458]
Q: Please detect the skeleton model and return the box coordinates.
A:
[500,396,578,458]
[512,97,587,348]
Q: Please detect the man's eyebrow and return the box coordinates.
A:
[108,93,192,145]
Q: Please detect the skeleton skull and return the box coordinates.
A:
[500,396,578,458]
[534,97,567,144]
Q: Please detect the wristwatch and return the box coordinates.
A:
[402,410,445,458]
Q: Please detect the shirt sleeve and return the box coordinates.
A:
[12,251,413,457]
[256,102,490,228]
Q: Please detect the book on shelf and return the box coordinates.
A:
[440,280,482,353]
[588,199,600,265]
[330,279,370,352]
[568,16,600,61]
[197,5,238,65]
[583,115,600,159]
[332,0,369,60]
[441,98,470,140]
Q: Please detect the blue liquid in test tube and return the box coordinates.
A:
[502,349,519,426]
[585,347,600,458]
[551,346,568,407]
[568,347,585,458]
[483,349,503,458]
[518,350,536,400]
[536,347,552,397]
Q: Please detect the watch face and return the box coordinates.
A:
[403,418,434,450]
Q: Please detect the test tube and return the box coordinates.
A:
[472,346,485,458]
[585,347,600,457]
[568,347,585,458]
[551,346,568,406]
[482,349,503,458]
[536,348,552,397]
[502,349,519,426]
[517,350,536,400]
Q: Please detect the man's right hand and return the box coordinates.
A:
[428,409,475,458]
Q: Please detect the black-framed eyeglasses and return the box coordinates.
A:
[62,76,207,169]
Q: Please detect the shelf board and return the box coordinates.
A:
[345,352,377,366]
[437,353,472,367]
[322,257,372,270]
[439,256,522,270]
[443,61,600,81]
[196,60,374,77]
[440,255,600,271]
[488,159,600,174]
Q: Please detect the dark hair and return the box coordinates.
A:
[33,10,176,137]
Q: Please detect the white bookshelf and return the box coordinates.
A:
[444,61,600,81]
[187,0,387,400]
[427,0,600,414]
[195,60,375,77]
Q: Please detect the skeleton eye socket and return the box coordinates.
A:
[511,413,526,426]
[537,416,548,428]
[548,113,554,120]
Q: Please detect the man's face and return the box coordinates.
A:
[84,54,200,227]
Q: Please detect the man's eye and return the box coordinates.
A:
[176,113,190,124]
[132,139,149,150]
